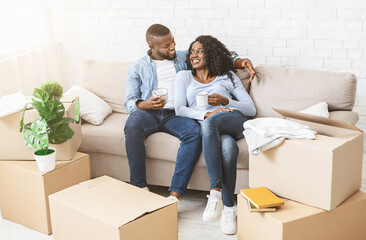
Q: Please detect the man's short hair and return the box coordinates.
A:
[146,24,171,43]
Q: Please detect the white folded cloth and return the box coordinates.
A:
[0,91,31,118]
[243,117,316,155]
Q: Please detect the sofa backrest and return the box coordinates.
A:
[249,64,357,118]
[81,60,131,114]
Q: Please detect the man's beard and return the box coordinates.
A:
[157,50,176,60]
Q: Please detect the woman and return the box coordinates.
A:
[174,35,256,235]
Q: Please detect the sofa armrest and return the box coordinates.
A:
[328,111,359,125]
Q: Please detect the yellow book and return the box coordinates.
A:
[241,187,284,209]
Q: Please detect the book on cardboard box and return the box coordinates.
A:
[241,187,284,209]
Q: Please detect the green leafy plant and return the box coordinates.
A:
[19,88,80,154]
[40,81,63,99]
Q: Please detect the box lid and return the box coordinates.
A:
[273,108,361,132]
[49,176,175,228]
[1,152,87,176]
[266,191,366,224]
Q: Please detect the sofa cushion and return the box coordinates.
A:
[80,113,126,155]
[250,64,357,118]
[80,112,250,169]
[80,60,131,114]
[64,85,112,125]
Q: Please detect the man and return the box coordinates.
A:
[124,24,255,203]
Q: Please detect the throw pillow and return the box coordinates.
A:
[64,85,112,125]
[299,102,329,118]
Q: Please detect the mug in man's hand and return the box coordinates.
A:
[152,88,168,102]
[196,91,209,107]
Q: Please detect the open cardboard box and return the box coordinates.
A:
[49,176,178,240]
[237,191,366,240]
[0,96,82,160]
[0,152,91,234]
[249,108,364,211]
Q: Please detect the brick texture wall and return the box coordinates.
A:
[48,0,366,149]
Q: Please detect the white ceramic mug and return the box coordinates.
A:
[196,91,209,107]
[152,88,168,103]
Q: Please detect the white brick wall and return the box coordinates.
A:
[47,0,366,150]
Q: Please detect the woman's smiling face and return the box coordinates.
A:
[189,41,206,70]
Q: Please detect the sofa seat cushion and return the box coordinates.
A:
[250,64,357,118]
[80,112,126,156]
[80,112,250,169]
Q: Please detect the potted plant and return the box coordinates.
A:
[40,81,63,100]
[19,88,79,172]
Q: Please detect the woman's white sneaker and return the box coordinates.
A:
[203,190,223,222]
[221,206,237,235]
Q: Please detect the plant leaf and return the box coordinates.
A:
[49,123,74,144]
[23,118,49,149]
[74,98,80,123]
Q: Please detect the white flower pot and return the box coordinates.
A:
[33,147,56,172]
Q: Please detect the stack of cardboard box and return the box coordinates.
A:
[238,109,365,240]
[0,96,91,235]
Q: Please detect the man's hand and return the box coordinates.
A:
[204,107,233,119]
[235,58,256,83]
[137,96,166,110]
[208,93,229,106]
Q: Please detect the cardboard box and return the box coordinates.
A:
[237,191,366,240]
[249,108,364,210]
[49,176,178,240]
[0,96,82,160]
[0,152,91,234]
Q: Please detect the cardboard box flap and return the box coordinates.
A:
[273,108,361,132]
[1,152,87,176]
[268,191,366,224]
[50,176,174,228]
[80,176,174,212]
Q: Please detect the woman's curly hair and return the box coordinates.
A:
[186,35,238,81]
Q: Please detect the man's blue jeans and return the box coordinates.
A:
[124,108,202,195]
[201,110,247,207]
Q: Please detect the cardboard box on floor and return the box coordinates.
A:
[0,152,91,235]
[0,96,82,160]
[249,108,364,211]
[237,191,366,240]
[49,176,178,240]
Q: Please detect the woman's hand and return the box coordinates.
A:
[208,93,229,106]
[204,107,233,119]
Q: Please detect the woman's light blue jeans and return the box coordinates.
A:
[201,110,247,207]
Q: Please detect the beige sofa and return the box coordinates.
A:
[78,61,358,193]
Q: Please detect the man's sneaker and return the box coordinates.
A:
[142,186,149,191]
[221,206,237,235]
[202,190,223,222]
[167,195,180,208]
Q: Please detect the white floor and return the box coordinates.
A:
[1,153,366,240]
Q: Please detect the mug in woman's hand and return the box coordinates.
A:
[196,91,209,107]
